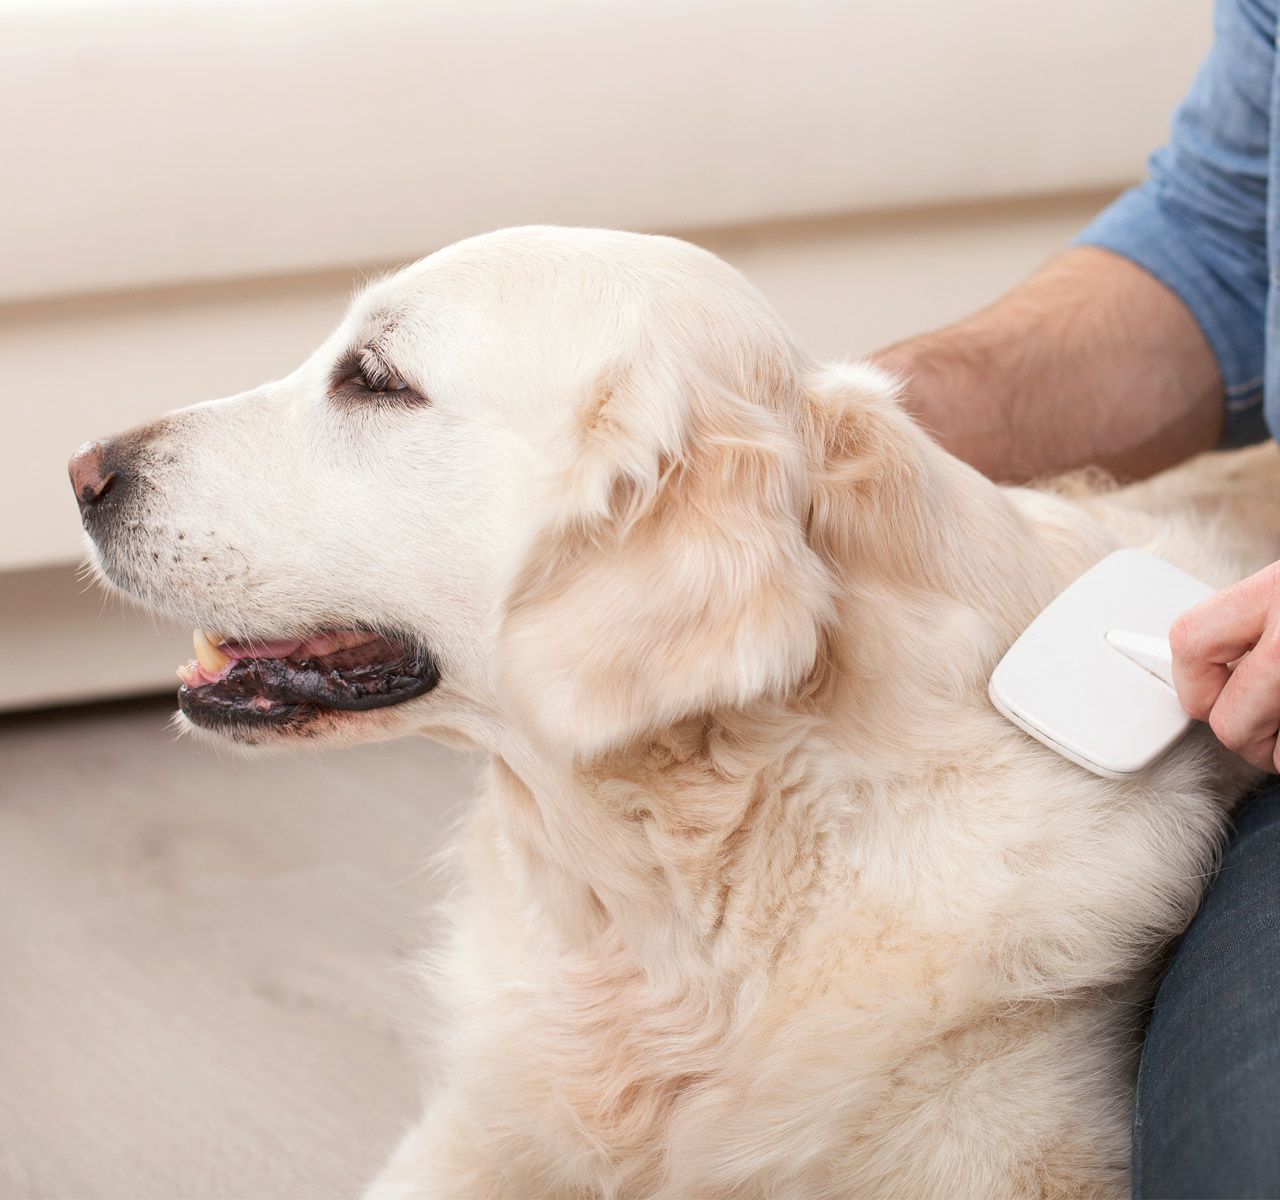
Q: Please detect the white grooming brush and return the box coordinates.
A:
[989,550,1215,778]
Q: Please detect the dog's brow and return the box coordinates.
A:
[362,311,403,347]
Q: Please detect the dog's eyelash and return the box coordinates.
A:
[354,351,397,390]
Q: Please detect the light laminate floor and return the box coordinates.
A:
[0,698,476,1200]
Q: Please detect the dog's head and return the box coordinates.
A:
[73,227,895,756]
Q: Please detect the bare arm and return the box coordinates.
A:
[870,246,1224,483]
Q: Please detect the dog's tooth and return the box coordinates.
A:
[193,628,230,674]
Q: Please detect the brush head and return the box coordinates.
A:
[989,550,1215,778]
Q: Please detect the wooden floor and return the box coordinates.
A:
[0,697,475,1200]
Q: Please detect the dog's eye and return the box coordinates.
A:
[331,350,426,405]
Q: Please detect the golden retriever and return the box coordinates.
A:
[72,227,1280,1198]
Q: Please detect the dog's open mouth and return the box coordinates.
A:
[176,628,439,730]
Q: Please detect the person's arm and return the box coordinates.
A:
[876,0,1274,484]
[872,245,1223,482]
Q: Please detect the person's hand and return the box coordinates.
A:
[1171,560,1280,772]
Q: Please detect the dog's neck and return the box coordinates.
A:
[798,381,1111,770]
[485,708,821,970]
[477,395,1113,966]
[807,379,1097,630]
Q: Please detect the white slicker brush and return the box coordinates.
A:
[989,550,1214,778]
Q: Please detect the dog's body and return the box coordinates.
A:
[75,228,1280,1198]
[375,446,1275,1200]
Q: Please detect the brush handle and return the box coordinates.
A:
[1105,629,1175,688]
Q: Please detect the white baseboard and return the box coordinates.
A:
[0,564,189,712]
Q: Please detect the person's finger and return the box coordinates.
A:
[1204,624,1280,755]
[1236,732,1279,773]
[1221,731,1280,773]
[1236,735,1278,773]
[1170,564,1280,719]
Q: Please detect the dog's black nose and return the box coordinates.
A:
[68,439,120,513]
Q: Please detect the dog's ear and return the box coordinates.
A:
[498,364,836,758]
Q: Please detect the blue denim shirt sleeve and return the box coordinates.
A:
[1074,0,1274,446]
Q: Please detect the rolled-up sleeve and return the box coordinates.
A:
[1075,0,1274,446]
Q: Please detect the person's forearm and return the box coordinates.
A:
[870,246,1225,482]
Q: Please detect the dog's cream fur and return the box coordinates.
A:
[85,228,1280,1198]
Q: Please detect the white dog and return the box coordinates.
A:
[73,227,1280,1198]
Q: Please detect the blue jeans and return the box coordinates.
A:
[1133,782,1280,1199]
